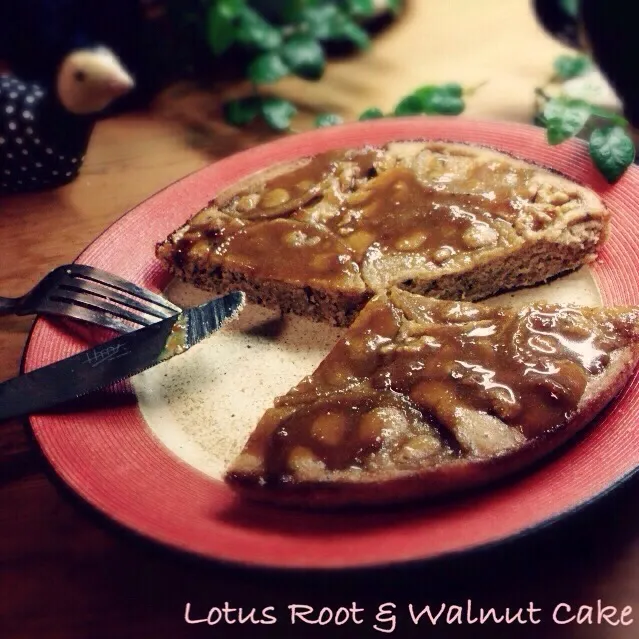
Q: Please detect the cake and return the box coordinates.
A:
[155,139,633,508]
[225,289,639,507]
[156,141,609,326]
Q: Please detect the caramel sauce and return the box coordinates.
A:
[224,149,380,220]
[221,219,363,290]
[265,391,446,476]
[242,297,638,480]
[326,166,527,262]
[169,149,376,277]
[169,215,245,272]
[170,146,544,289]
[260,149,378,190]
[277,297,402,403]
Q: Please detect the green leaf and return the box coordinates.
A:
[589,126,635,183]
[279,0,308,22]
[248,51,290,84]
[300,6,341,40]
[386,0,402,15]
[416,83,463,99]
[543,98,592,144]
[413,84,436,97]
[223,96,262,126]
[394,94,424,116]
[439,82,464,98]
[408,85,465,115]
[588,105,628,127]
[300,5,370,47]
[423,92,464,115]
[280,35,326,80]
[553,54,592,80]
[337,16,371,48]
[559,0,580,17]
[236,6,282,50]
[344,0,376,17]
[315,113,344,127]
[206,0,244,56]
[408,82,466,115]
[261,97,297,131]
[217,0,244,19]
[414,86,465,115]
[359,107,384,120]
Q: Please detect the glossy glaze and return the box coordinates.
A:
[236,296,639,480]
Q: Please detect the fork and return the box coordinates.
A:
[0,264,180,333]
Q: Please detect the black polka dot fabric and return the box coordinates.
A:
[0,74,91,194]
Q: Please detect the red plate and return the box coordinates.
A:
[24,118,639,570]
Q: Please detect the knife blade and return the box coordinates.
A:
[0,291,245,422]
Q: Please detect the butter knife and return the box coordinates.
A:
[0,291,245,422]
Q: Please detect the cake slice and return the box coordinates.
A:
[225,289,639,507]
[156,142,609,326]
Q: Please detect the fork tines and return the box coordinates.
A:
[44,265,180,333]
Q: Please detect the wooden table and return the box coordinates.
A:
[2,2,639,637]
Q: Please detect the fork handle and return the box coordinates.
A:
[0,296,23,316]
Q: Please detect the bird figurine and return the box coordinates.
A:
[0,0,157,108]
[0,46,134,193]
